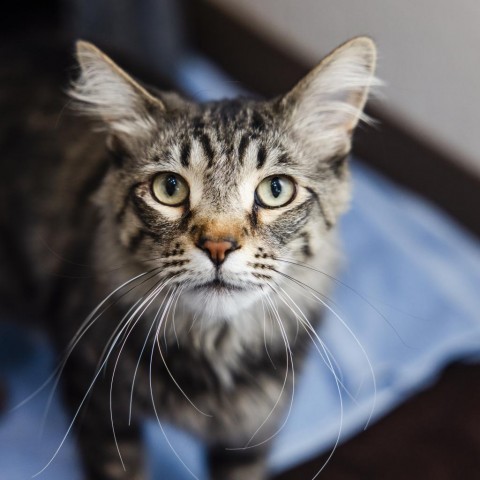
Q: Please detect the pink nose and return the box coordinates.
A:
[198,238,238,266]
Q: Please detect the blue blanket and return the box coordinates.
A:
[1,57,480,479]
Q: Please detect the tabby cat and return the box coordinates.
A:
[0,37,376,479]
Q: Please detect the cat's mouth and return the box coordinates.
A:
[191,278,246,293]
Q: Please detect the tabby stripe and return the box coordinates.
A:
[128,229,146,253]
[238,134,250,164]
[278,152,292,165]
[109,149,126,168]
[115,182,142,224]
[329,153,348,177]
[130,193,163,230]
[305,187,333,229]
[108,136,130,168]
[180,141,191,167]
[192,116,205,132]
[208,445,267,476]
[270,198,314,245]
[128,228,165,253]
[249,204,259,230]
[178,208,193,233]
[300,231,313,258]
[256,145,267,169]
[250,110,265,131]
[213,323,229,350]
[199,133,214,167]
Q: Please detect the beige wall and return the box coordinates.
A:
[209,0,480,176]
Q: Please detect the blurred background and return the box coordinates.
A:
[1,1,480,479]
[5,0,480,233]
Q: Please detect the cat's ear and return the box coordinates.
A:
[70,41,165,138]
[281,37,378,158]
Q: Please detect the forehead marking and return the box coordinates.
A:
[251,110,266,132]
[256,145,267,169]
[180,141,191,167]
[238,134,250,165]
[198,133,214,168]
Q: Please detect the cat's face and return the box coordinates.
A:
[71,38,377,320]
[99,100,336,319]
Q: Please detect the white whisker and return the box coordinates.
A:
[229,289,293,451]
[260,294,276,370]
[275,269,376,429]
[272,283,345,479]
[128,282,176,425]
[154,290,212,417]
[33,303,140,478]
[148,293,200,480]
[274,283,353,400]
[278,256,409,347]
[109,280,171,469]
[170,284,186,348]
[39,270,158,436]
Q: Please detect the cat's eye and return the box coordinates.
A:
[152,172,189,206]
[255,175,296,208]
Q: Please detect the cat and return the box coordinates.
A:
[0,37,376,479]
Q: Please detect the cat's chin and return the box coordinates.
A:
[182,281,261,322]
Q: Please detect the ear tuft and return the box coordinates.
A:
[70,41,165,137]
[283,36,380,157]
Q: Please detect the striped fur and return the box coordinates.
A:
[0,37,376,479]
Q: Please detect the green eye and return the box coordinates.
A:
[255,175,296,208]
[152,172,189,206]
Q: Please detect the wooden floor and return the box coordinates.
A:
[274,363,480,480]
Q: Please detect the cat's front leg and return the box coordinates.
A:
[67,381,145,480]
[62,357,147,480]
[207,445,269,480]
[76,418,145,480]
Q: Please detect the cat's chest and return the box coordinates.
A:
[156,330,286,394]
[146,335,290,443]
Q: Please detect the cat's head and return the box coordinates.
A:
[70,38,377,321]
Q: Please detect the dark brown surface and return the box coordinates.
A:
[183,0,480,239]
[274,363,480,480]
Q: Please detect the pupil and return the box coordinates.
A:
[165,175,178,196]
[271,177,282,198]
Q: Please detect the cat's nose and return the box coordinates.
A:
[197,237,239,266]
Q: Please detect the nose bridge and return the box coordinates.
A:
[194,217,244,266]
[197,216,243,242]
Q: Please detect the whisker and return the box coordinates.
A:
[109,280,170,469]
[274,268,377,429]
[260,293,276,370]
[286,279,349,384]
[148,293,201,480]
[66,269,160,362]
[272,283,346,479]
[39,270,160,433]
[128,282,176,425]
[229,289,293,451]
[170,284,186,348]
[274,284,359,409]
[99,272,175,369]
[162,286,182,348]
[33,302,141,478]
[154,293,212,417]
[39,236,186,276]
[277,257,411,347]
